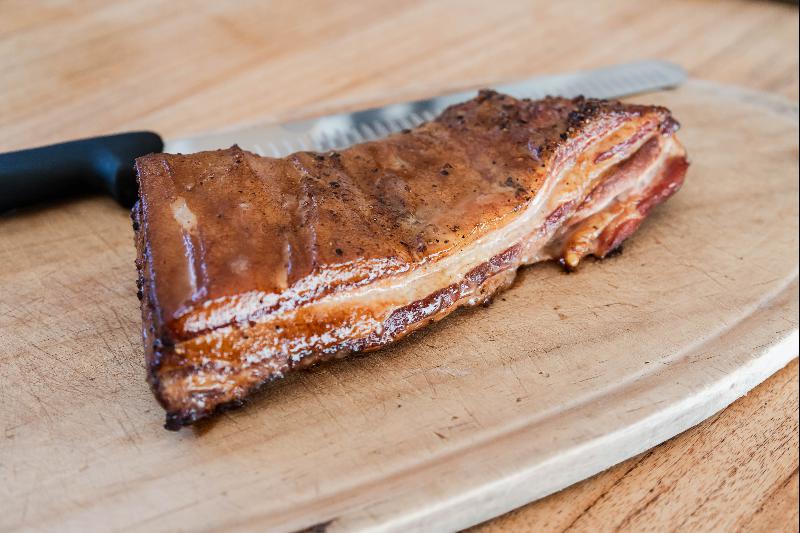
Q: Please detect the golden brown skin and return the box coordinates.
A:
[133,91,688,429]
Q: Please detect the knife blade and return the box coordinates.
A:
[166,60,686,156]
[0,60,686,213]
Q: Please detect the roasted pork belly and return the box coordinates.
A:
[133,91,688,428]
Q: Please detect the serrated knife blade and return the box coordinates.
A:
[165,60,687,157]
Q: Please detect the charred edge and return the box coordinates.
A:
[164,412,187,431]
[660,116,681,136]
[133,200,175,428]
[557,257,574,273]
[133,201,160,365]
[436,91,663,165]
[130,202,141,232]
[160,244,523,429]
[293,519,336,533]
[134,211,177,377]
[601,218,643,260]
[135,199,183,422]
[564,97,605,139]
[132,202,144,303]
[604,244,624,258]
[164,398,247,431]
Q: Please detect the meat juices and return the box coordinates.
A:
[133,91,688,429]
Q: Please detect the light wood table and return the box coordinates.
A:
[1,1,797,530]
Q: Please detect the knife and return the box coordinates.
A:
[0,60,686,214]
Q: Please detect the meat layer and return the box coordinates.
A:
[133,91,688,428]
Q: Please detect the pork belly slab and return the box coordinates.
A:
[133,91,688,429]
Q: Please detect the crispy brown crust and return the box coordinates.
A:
[133,91,688,428]
[158,244,523,429]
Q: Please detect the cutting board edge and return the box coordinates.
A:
[356,292,798,532]
[224,279,799,533]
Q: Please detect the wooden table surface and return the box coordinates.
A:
[1,1,797,531]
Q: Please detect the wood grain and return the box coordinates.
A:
[471,359,799,532]
[0,1,798,531]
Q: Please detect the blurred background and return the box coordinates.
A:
[1,0,797,152]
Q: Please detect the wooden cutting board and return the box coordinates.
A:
[1,80,797,533]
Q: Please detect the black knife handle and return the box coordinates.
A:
[0,131,163,214]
